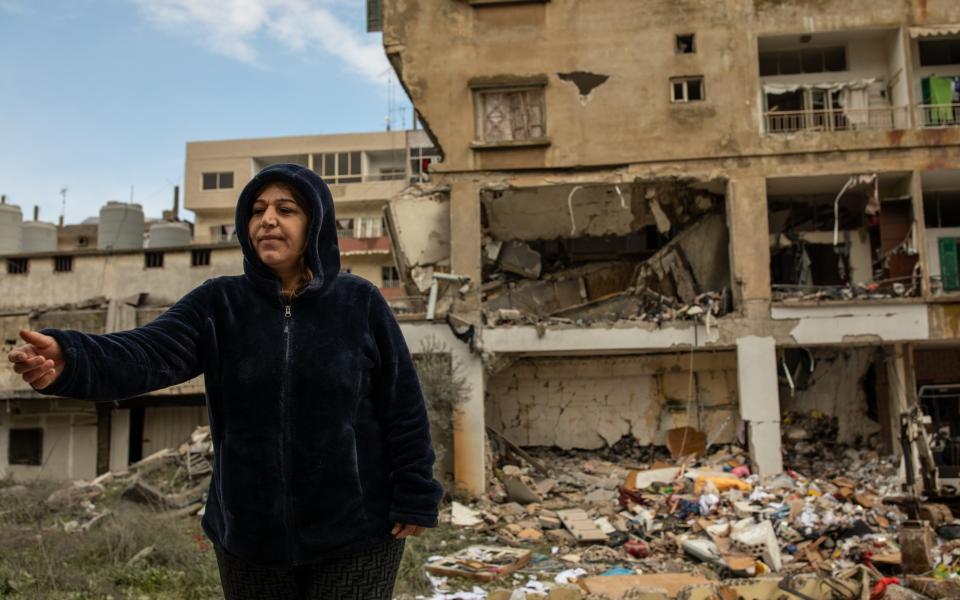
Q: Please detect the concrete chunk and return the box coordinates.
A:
[498,240,542,279]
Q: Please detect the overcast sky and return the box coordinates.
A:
[0,0,410,224]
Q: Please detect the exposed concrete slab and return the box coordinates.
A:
[481,322,719,354]
[497,240,542,279]
[385,188,451,274]
[771,303,929,344]
[482,184,637,241]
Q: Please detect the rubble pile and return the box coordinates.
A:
[428,428,959,599]
[479,180,733,331]
[33,425,214,533]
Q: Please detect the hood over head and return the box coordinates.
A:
[235,164,340,296]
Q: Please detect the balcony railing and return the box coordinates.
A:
[764,106,908,134]
[917,103,960,128]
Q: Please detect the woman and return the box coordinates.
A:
[7,164,444,599]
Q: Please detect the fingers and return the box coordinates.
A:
[30,367,59,390]
[19,329,54,350]
[392,524,426,539]
[12,355,49,374]
[23,363,56,386]
[8,345,38,363]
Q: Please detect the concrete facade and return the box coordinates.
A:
[382,0,960,490]
[183,129,436,293]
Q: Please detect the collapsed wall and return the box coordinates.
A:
[485,352,739,449]
[778,346,882,445]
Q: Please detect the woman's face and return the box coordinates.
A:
[248,183,309,275]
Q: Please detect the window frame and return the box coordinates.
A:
[758,46,848,76]
[317,152,362,184]
[409,146,442,183]
[53,255,73,273]
[670,76,705,103]
[356,216,384,239]
[381,265,401,288]
[676,33,696,54]
[918,38,960,67]
[201,171,235,190]
[191,248,211,267]
[6,258,28,274]
[144,251,165,269]
[469,76,550,149]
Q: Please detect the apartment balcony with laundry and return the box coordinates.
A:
[910,28,960,129]
[759,29,910,135]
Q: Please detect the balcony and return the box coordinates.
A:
[758,29,909,136]
[764,105,908,134]
[338,235,391,256]
[917,103,960,128]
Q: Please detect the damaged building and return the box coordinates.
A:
[377,0,960,495]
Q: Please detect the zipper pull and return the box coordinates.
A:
[284,305,292,318]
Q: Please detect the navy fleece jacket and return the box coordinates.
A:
[36,164,444,565]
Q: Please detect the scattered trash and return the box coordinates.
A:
[425,546,532,582]
[430,425,949,599]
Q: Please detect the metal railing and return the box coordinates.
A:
[764,106,908,134]
[917,103,960,128]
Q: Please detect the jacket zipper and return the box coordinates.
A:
[279,298,296,559]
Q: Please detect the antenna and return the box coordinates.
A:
[381,67,406,132]
[59,187,68,224]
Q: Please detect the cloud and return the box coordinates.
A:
[133,0,390,83]
[0,0,28,13]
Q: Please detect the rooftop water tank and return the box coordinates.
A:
[148,221,192,248]
[0,203,23,254]
[98,202,144,250]
[21,221,58,253]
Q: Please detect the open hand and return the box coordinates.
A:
[391,523,425,539]
[7,329,64,390]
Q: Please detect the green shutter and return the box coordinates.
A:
[940,237,960,292]
[367,0,383,32]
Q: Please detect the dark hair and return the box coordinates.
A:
[255,181,314,296]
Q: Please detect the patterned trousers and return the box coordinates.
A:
[215,537,406,600]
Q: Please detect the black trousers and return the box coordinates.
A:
[214,538,406,600]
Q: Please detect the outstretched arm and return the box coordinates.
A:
[8,281,213,402]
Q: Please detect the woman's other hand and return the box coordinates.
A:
[7,329,64,390]
[391,523,425,539]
